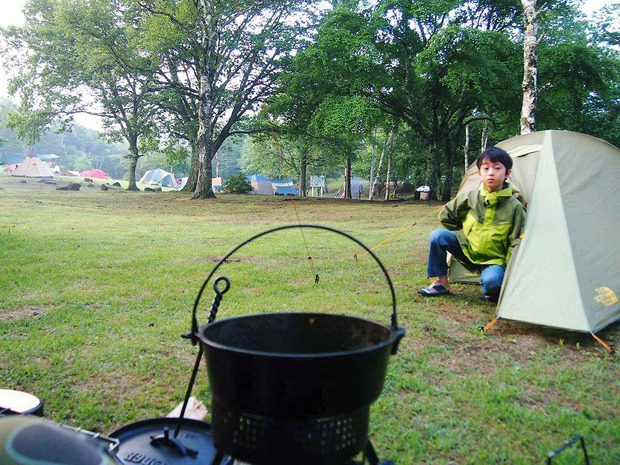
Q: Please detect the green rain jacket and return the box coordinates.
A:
[439,183,526,267]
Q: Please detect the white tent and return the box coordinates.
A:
[11,153,54,178]
[453,131,620,340]
[248,175,276,195]
[140,169,178,188]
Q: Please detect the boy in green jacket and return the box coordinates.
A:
[418,146,525,301]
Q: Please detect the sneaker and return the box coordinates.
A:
[482,294,498,303]
[418,280,451,297]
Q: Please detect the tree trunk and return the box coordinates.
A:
[441,138,456,201]
[126,135,140,191]
[464,124,470,172]
[371,138,386,199]
[194,135,215,199]
[384,146,393,201]
[371,129,393,198]
[481,122,489,152]
[193,77,216,199]
[521,0,539,134]
[299,148,308,197]
[368,126,378,200]
[344,157,352,199]
[425,142,442,196]
[183,142,199,192]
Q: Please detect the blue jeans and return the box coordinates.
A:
[427,229,505,298]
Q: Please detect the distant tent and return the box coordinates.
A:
[11,153,54,178]
[159,173,177,188]
[140,168,178,188]
[80,169,111,180]
[57,166,78,177]
[247,175,299,196]
[1,152,27,165]
[451,130,620,343]
[274,185,300,195]
[2,164,20,175]
[2,152,59,165]
[248,175,275,195]
[38,154,60,162]
[174,177,221,192]
[272,179,299,196]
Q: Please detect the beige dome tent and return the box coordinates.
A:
[11,152,54,178]
[451,130,620,350]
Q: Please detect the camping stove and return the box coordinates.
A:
[209,438,394,465]
[210,440,395,465]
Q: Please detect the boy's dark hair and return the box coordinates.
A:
[476,146,512,170]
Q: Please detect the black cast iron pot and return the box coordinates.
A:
[188,224,405,465]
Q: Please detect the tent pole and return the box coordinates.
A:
[590,333,615,355]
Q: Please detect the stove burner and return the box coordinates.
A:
[211,439,394,465]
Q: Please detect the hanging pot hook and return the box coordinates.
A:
[184,276,231,345]
[208,276,231,324]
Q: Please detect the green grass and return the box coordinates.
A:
[1,177,619,464]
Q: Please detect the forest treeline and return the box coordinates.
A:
[1,0,618,199]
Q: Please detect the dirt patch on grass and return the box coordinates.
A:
[0,306,46,321]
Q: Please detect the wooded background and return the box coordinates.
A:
[1,0,618,199]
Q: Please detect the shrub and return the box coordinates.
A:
[222,173,253,194]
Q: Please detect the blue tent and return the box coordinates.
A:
[1,152,27,165]
[1,152,60,165]
[273,182,300,196]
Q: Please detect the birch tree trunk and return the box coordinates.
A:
[464,124,470,172]
[481,122,489,152]
[371,134,387,198]
[372,128,395,198]
[521,0,539,134]
[368,126,378,200]
[384,147,393,201]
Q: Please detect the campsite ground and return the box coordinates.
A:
[1,176,619,464]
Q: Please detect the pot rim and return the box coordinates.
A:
[198,312,397,359]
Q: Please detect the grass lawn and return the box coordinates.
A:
[1,176,618,464]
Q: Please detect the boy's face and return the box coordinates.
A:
[478,158,510,192]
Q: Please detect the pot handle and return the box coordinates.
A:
[189,224,402,345]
